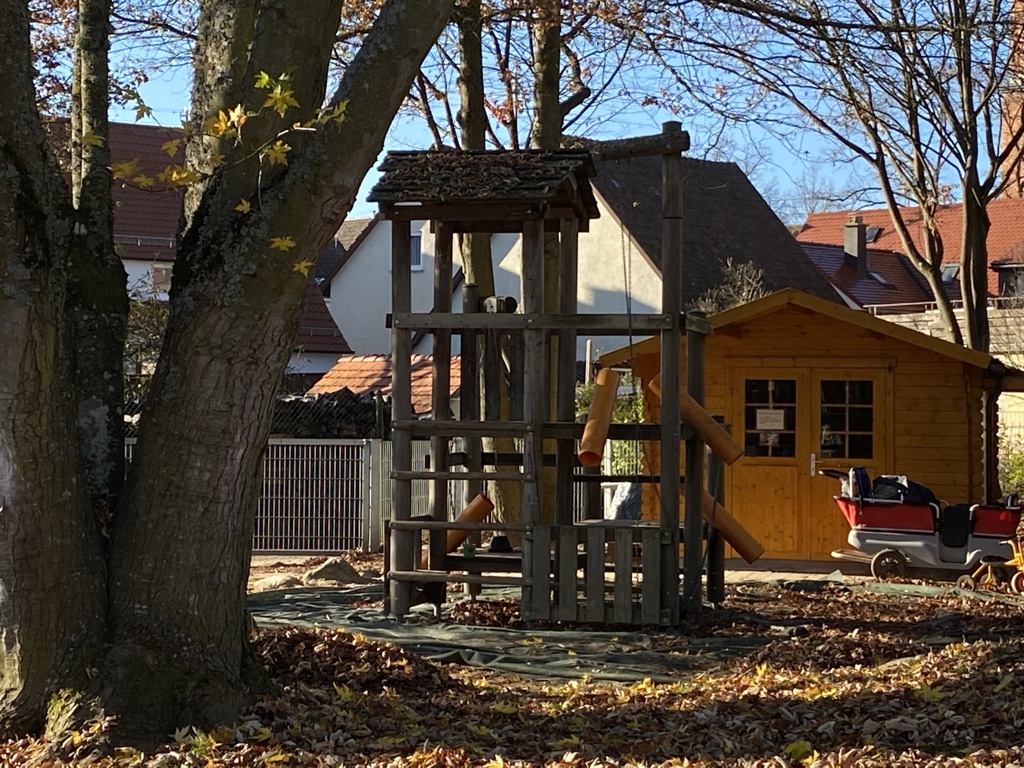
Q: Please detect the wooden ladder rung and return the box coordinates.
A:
[392,470,533,481]
[387,570,530,587]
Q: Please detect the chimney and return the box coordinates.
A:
[844,215,868,276]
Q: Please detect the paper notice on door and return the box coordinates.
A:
[755,408,786,431]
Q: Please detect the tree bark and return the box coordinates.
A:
[102,0,456,735]
[0,0,107,733]
[68,0,129,515]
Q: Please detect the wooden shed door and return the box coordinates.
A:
[727,369,810,559]
[727,366,891,560]
[808,370,890,559]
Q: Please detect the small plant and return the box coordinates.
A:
[999,433,1024,498]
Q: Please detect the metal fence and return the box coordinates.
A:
[257,439,368,552]
[126,436,644,553]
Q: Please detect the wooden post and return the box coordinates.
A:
[556,218,579,525]
[706,418,727,604]
[389,218,414,617]
[461,282,482,493]
[660,121,684,625]
[429,222,453,572]
[521,216,547,611]
[683,311,708,617]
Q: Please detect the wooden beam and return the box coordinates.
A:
[573,130,691,161]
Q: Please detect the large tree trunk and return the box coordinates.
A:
[68,0,128,516]
[961,186,992,352]
[102,0,455,734]
[0,0,107,733]
[1,0,454,742]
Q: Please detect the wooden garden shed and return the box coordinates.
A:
[599,289,1021,562]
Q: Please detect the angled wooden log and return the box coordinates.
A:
[420,493,495,569]
[578,368,620,467]
[648,372,744,465]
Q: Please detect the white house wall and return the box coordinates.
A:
[327,220,449,355]
[330,201,664,360]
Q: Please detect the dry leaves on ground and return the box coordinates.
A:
[5,582,1024,766]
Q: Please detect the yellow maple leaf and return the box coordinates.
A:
[111,159,140,179]
[228,104,247,129]
[81,131,105,147]
[291,258,315,276]
[271,237,297,253]
[208,153,225,168]
[235,198,252,214]
[132,174,155,189]
[263,85,299,118]
[208,110,233,137]
[319,99,350,124]
[265,140,291,166]
[158,164,201,187]
[916,683,949,702]
[134,103,152,121]
[161,138,181,157]
[254,70,274,89]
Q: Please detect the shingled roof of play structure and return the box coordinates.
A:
[368,150,599,217]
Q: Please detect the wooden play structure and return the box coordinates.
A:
[373,124,763,625]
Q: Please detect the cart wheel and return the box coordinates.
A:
[871,549,907,580]
[1011,571,1024,594]
[956,574,976,591]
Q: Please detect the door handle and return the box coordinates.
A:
[810,453,816,475]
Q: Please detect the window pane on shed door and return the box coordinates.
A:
[819,380,874,460]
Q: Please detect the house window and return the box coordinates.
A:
[941,264,960,284]
[410,234,423,270]
[150,265,172,293]
[997,266,1024,298]
[744,378,797,458]
[819,380,874,459]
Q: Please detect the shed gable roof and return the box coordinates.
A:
[598,288,995,370]
[591,155,840,308]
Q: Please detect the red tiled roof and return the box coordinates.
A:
[308,355,461,414]
[101,122,349,351]
[798,199,1024,296]
[799,242,933,308]
[296,281,353,354]
[108,122,185,263]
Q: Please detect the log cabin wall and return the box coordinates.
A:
[630,303,988,561]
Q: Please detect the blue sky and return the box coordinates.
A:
[107,50,848,225]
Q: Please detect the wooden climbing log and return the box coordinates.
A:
[648,372,744,465]
[578,368,620,467]
[701,492,764,564]
[420,493,495,568]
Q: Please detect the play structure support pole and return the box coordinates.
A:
[683,311,708,617]
[706,417,727,604]
[556,219,580,525]
[521,217,546,607]
[389,219,414,617]
[660,121,684,624]
[428,222,453,571]
[460,282,483,492]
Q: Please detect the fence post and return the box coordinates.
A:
[367,439,381,553]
